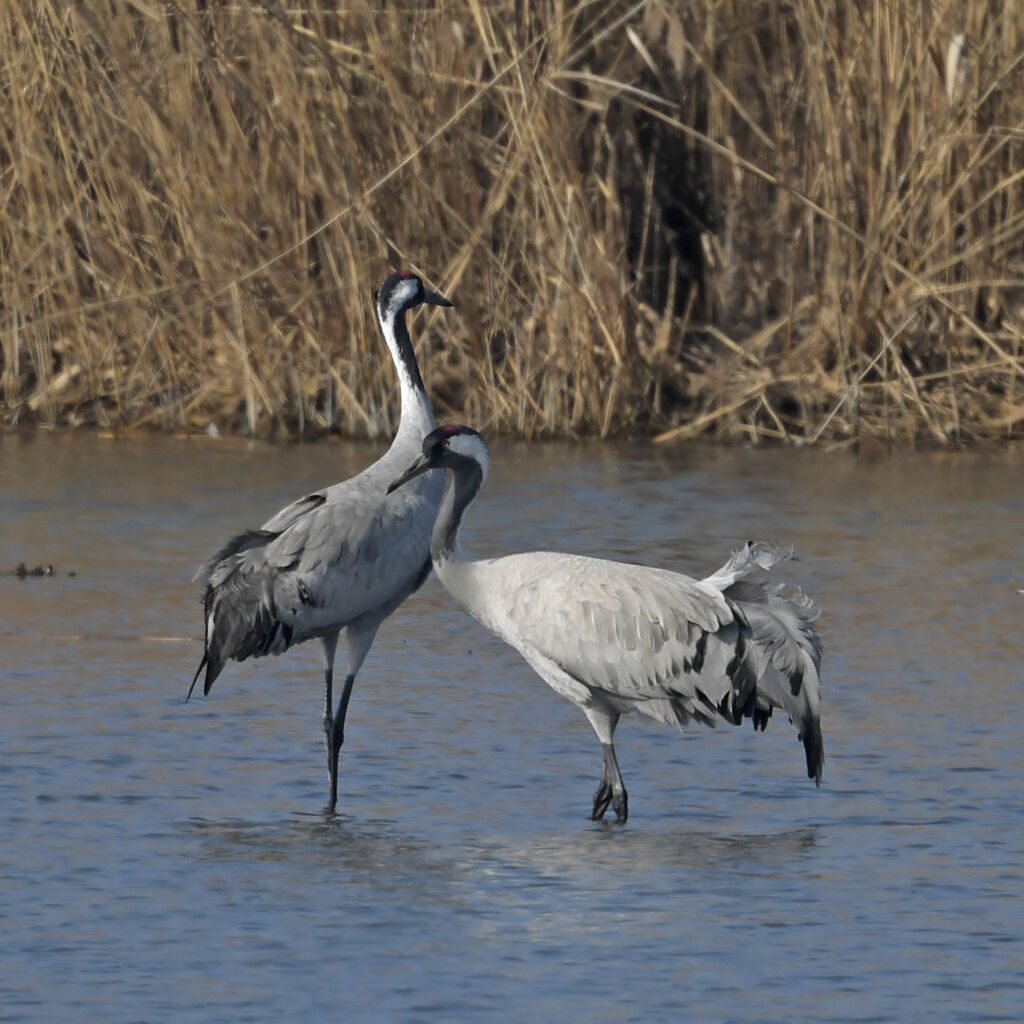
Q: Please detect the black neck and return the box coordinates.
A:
[387,308,427,396]
[432,461,484,562]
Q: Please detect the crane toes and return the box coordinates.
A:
[612,789,628,823]
[591,780,628,823]
[591,781,614,820]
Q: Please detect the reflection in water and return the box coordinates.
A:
[493,824,820,878]
[1,432,1022,1023]
[190,813,470,903]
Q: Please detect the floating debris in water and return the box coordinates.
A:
[6,563,76,578]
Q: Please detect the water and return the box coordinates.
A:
[1,431,1021,1023]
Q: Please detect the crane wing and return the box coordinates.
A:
[473,552,739,720]
[194,472,436,689]
[260,483,434,633]
[260,491,328,534]
[467,544,823,774]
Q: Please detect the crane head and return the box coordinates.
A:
[375,272,452,321]
[387,424,489,494]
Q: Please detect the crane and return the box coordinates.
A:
[388,423,824,823]
[189,272,453,812]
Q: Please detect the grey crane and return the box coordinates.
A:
[189,272,452,812]
[388,424,824,823]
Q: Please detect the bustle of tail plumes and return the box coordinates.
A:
[705,541,825,785]
[187,529,294,701]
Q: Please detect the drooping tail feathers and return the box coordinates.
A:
[187,529,293,700]
[705,541,825,785]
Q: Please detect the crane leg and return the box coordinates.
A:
[583,706,626,823]
[324,672,356,813]
[319,631,353,814]
[321,625,377,813]
[591,742,628,823]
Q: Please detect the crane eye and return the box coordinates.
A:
[441,439,450,449]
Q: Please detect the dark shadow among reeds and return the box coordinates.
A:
[1,1,1022,443]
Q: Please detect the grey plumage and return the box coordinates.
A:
[189,273,452,811]
[388,424,825,823]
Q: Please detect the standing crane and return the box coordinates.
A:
[388,424,824,823]
[189,272,453,812]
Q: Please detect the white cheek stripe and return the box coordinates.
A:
[386,278,419,320]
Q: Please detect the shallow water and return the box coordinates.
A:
[1,431,1021,1023]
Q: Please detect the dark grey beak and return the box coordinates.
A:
[387,452,434,494]
[422,287,453,308]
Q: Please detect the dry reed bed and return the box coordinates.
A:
[1,0,1023,443]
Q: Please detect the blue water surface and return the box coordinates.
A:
[1,432,1021,1023]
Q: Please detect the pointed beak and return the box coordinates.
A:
[422,287,453,308]
[387,452,433,494]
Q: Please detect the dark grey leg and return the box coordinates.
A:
[319,632,345,813]
[326,673,356,813]
[591,742,628,823]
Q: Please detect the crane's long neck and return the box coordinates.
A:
[380,307,435,442]
[431,462,484,566]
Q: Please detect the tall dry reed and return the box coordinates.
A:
[1,0,1022,443]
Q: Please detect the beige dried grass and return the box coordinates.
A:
[1,0,1023,443]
